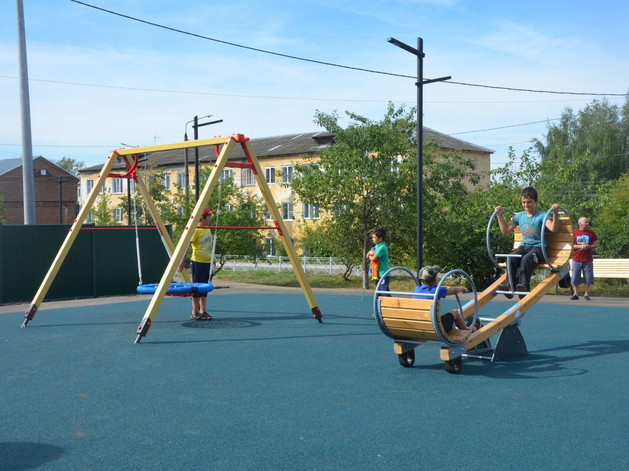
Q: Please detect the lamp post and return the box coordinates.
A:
[184,115,224,203]
[387,37,450,277]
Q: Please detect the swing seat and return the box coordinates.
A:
[136,282,214,296]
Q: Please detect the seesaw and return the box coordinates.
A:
[373,206,573,374]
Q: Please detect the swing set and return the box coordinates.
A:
[22,134,323,342]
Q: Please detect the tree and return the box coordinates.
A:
[292,103,418,287]
[534,96,629,185]
[53,157,85,176]
[142,166,268,275]
[597,171,629,258]
[92,191,116,226]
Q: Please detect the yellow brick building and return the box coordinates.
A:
[78,129,492,250]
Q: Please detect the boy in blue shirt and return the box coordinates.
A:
[367,227,390,294]
[495,187,560,298]
[413,265,473,333]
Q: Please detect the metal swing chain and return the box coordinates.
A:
[208,177,224,281]
[131,178,143,286]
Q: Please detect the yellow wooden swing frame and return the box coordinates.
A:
[22,134,322,342]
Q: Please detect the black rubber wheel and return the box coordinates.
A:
[398,349,415,367]
[444,357,462,374]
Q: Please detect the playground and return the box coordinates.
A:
[1,284,628,470]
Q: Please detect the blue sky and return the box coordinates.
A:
[1,0,628,168]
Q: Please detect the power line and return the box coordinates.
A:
[450,119,560,135]
[4,74,624,106]
[70,0,627,98]
[0,75,404,104]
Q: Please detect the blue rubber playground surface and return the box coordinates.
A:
[1,288,628,470]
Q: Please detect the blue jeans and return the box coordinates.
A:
[377,276,390,296]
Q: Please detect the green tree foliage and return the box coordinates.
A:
[534,97,629,186]
[293,103,486,287]
[124,165,267,273]
[53,157,85,176]
[597,172,629,258]
[292,103,417,285]
[92,191,116,226]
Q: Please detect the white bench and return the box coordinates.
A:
[570,259,629,279]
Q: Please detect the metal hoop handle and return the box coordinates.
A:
[486,207,515,270]
[540,205,571,271]
[432,269,479,347]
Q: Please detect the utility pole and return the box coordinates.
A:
[16,0,36,224]
[189,115,223,202]
[388,37,450,277]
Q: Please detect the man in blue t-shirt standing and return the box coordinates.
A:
[495,187,560,298]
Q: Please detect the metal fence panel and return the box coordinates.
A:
[0,224,171,304]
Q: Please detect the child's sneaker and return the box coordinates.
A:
[570,295,579,300]
[497,284,513,299]
[516,284,528,299]
[584,295,591,301]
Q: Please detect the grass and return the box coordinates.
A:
[209,269,417,291]
[209,269,629,298]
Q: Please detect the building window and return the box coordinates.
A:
[264,238,276,256]
[303,203,320,220]
[265,209,273,221]
[282,202,294,221]
[162,173,170,190]
[177,205,184,217]
[221,169,234,182]
[112,178,124,194]
[86,179,94,194]
[265,167,276,185]
[113,208,123,223]
[86,211,94,223]
[241,168,255,186]
[177,172,186,190]
[224,203,234,212]
[281,165,293,184]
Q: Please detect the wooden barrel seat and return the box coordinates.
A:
[378,297,470,345]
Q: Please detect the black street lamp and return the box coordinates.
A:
[388,37,450,277]
[184,115,224,203]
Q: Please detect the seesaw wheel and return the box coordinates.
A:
[444,357,462,374]
[398,350,415,367]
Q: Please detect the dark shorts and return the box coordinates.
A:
[191,261,210,298]
[441,312,455,332]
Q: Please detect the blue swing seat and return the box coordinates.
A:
[136,282,214,296]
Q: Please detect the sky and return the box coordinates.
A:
[1,0,628,169]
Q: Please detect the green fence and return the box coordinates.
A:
[0,224,172,304]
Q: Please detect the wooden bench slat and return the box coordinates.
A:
[379,297,434,310]
[387,327,442,341]
[384,318,435,332]
[381,307,432,322]
[572,259,629,279]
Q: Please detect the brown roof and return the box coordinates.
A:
[80,128,491,173]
